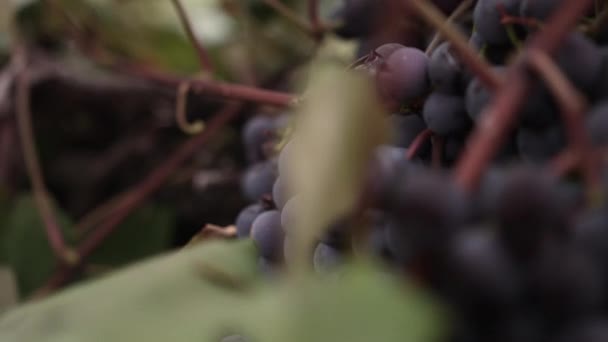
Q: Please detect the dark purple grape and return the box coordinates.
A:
[387,114,428,150]
[591,48,608,101]
[516,124,565,162]
[474,0,522,45]
[468,32,513,66]
[444,133,466,164]
[241,160,277,201]
[376,46,430,110]
[384,171,470,259]
[526,242,604,322]
[250,210,284,261]
[367,145,412,207]
[586,102,608,145]
[313,243,343,273]
[495,167,569,260]
[242,115,276,163]
[272,177,290,210]
[442,230,523,313]
[467,71,557,127]
[423,92,471,136]
[235,203,265,238]
[520,0,564,20]
[574,207,608,280]
[428,41,466,94]
[556,33,603,93]
[330,0,383,39]
[556,320,608,342]
[465,71,498,122]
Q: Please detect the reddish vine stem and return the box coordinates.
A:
[425,0,474,55]
[33,103,243,298]
[526,49,600,196]
[308,0,322,39]
[406,0,502,90]
[170,0,214,72]
[549,148,579,178]
[13,48,77,266]
[121,64,296,108]
[407,129,433,160]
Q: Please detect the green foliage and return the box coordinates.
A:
[0,195,174,297]
[88,203,174,267]
[0,240,446,342]
[0,195,75,297]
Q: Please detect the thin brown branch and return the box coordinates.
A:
[526,49,599,196]
[425,0,474,55]
[262,0,315,36]
[549,148,579,178]
[170,0,214,72]
[121,64,297,108]
[33,103,243,298]
[308,0,322,39]
[407,129,433,160]
[407,0,502,90]
[13,49,77,266]
[454,0,595,191]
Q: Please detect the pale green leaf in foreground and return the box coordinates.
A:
[0,241,445,342]
[288,63,388,268]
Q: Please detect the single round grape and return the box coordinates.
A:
[368,145,412,207]
[516,125,565,162]
[242,115,276,163]
[495,167,569,260]
[235,203,265,238]
[376,46,430,110]
[387,114,428,150]
[442,230,523,313]
[313,243,343,273]
[520,0,564,20]
[423,92,470,136]
[241,160,277,201]
[465,72,496,122]
[591,47,608,101]
[428,41,466,94]
[527,242,604,322]
[330,0,382,39]
[474,0,522,45]
[250,210,284,261]
[586,102,608,146]
[384,171,470,258]
[556,33,603,93]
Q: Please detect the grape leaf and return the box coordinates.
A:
[0,241,445,342]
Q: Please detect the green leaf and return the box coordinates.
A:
[87,203,174,267]
[289,63,388,268]
[0,195,75,297]
[0,240,261,342]
[0,241,446,342]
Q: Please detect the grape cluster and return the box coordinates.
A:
[233,0,608,340]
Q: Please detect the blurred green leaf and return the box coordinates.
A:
[0,195,75,297]
[0,240,445,342]
[289,63,388,268]
[87,203,174,267]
